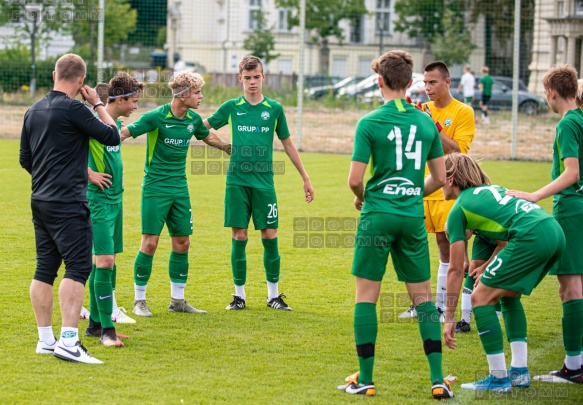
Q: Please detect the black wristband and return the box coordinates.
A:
[93,102,104,111]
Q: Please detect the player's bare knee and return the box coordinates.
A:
[171,237,190,252]
[140,236,159,255]
[232,228,248,240]
[94,255,115,269]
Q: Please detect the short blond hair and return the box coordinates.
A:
[577,79,583,107]
[445,153,491,190]
[169,72,205,96]
[55,54,86,82]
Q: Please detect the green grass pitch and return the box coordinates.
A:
[1,138,582,404]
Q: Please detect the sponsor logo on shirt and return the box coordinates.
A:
[106,145,120,153]
[164,138,190,146]
[261,111,270,120]
[378,177,421,196]
[237,125,271,133]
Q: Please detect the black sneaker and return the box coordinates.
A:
[455,320,471,333]
[534,364,583,384]
[267,293,292,311]
[225,294,246,310]
[85,319,102,337]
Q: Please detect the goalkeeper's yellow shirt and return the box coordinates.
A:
[423,98,475,200]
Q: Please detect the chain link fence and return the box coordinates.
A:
[0,0,566,160]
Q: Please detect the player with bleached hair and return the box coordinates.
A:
[442,153,565,392]
[121,71,231,317]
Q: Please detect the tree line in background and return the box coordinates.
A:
[0,0,535,94]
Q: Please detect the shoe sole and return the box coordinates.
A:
[53,351,103,364]
[132,311,153,317]
[36,347,56,354]
[534,375,579,384]
[460,384,512,393]
[113,318,137,324]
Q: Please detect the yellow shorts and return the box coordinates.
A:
[424,199,455,233]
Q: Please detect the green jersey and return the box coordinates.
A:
[479,75,494,96]
[552,108,583,219]
[351,99,443,217]
[127,104,209,192]
[447,185,554,244]
[207,95,290,189]
[88,120,123,203]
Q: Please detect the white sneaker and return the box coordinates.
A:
[398,305,417,319]
[36,338,57,354]
[53,340,103,364]
[112,307,136,324]
[80,306,90,320]
[132,300,153,317]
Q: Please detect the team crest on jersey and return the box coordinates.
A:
[261,111,270,120]
[187,124,194,133]
[444,118,453,127]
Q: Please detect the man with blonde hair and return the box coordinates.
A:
[20,53,119,364]
[121,71,231,316]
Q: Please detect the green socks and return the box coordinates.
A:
[354,302,377,385]
[231,239,248,286]
[262,237,280,283]
[474,305,504,354]
[169,251,189,283]
[501,296,526,342]
[94,267,114,329]
[88,264,99,323]
[562,299,583,356]
[134,251,153,286]
[416,301,444,383]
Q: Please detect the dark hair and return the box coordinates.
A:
[371,50,413,91]
[543,65,578,99]
[95,83,110,104]
[238,55,263,74]
[424,61,450,80]
[108,72,144,100]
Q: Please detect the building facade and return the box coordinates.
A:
[167,0,485,77]
[530,0,583,92]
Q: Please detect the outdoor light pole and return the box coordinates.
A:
[169,0,182,68]
[25,4,41,98]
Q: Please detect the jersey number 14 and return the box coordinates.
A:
[387,125,422,170]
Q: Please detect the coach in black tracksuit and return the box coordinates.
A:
[19,54,119,364]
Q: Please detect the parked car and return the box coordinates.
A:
[404,76,546,115]
[337,74,379,98]
[305,76,364,99]
[346,73,423,101]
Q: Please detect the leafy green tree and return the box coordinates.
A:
[0,0,73,96]
[72,0,137,64]
[468,0,535,80]
[128,0,167,47]
[243,10,279,65]
[275,0,367,74]
[433,9,476,66]
[394,0,467,65]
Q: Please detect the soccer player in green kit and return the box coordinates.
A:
[506,65,583,384]
[336,50,453,399]
[442,153,565,393]
[121,72,231,317]
[85,72,144,346]
[204,55,314,311]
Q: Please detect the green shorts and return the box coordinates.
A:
[464,96,473,103]
[89,200,123,255]
[480,218,565,295]
[551,214,583,275]
[224,185,278,230]
[141,189,192,236]
[471,234,497,262]
[351,212,430,283]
